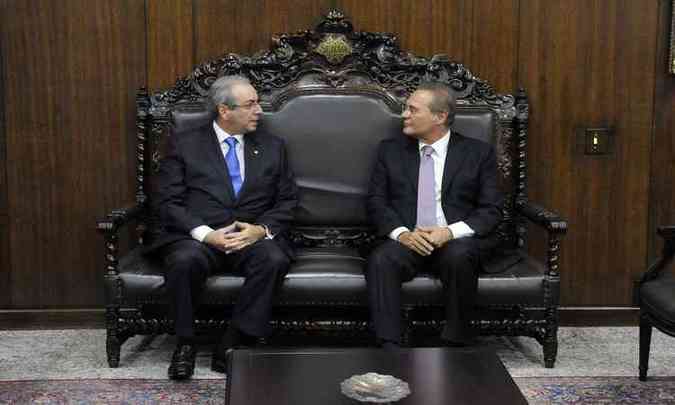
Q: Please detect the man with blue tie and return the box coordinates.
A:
[365,82,503,349]
[149,76,298,380]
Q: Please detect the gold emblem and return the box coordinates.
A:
[316,35,352,65]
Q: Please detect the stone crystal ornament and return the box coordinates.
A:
[341,372,411,403]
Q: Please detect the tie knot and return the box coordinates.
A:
[422,145,434,157]
[225,137,238,148]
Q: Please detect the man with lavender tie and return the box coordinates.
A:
[365,81,503,348]
[149,76,297,379]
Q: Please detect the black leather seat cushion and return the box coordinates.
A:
[641,272,675,323]
[118,247,547,307]
[403,255,547,306]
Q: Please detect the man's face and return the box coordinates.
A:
[401,90,444,138]
[218,83,262,134]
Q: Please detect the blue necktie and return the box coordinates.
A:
[224,137,242,196]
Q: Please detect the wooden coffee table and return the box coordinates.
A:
[224,347,527,405]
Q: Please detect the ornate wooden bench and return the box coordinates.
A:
[97,11,567,368]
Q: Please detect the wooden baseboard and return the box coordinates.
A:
[0,309,104,330]
[559,307,639,326]
[0,307,639,330]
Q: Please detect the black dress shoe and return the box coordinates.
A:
[211,345,230,374]
[168,344,196,380]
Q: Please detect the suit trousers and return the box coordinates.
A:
[365,238,480,343]
[160,238,290,339]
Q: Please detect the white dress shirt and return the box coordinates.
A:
[189,122,246,242]
[389,130,475,241]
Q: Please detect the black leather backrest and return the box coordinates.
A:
[452,108,497,145]
[172,103,215,135]
[170,95,498,227]
[257,94,401,226]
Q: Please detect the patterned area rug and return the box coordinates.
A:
[1,327,675,403]
[2,377,675,404]
[518,377,675,404]
[0,379,225,404]
[2,327,674,380]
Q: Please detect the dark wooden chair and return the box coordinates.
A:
[639,225,675,381]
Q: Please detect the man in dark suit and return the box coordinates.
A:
[150,75,297,379]
[366,81,503,349]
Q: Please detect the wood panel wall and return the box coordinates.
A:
[0,5,8,308]
[0,0,145,308]
[650,0,675,266]
[0,0,673,309]
[520,0,660,305]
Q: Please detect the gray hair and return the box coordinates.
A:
[208,75,251,112]
[416,81,457,127]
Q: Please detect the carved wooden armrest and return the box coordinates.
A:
[96,202,147,276]
[97,202,146,235]
[515,200,567,235]
[515,199,567,279]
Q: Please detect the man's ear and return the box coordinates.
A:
[217,104,230,120]
[434,111,449,126]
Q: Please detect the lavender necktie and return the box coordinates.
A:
[416,145,437,227]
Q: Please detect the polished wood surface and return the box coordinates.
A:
[0,11,8,308]
[0,309,105,330]
[0,0,145,307]
[147,0,194,90]
[225,348,527,405]
[0,0,673,309]
[649,0,675,268]
[194,0,333,64]
[519,0,659,305]
[336,0,518,91]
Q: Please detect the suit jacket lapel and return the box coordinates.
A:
[238,134,262,198]
[441,133,469,194]
[203,127,236,203]
[404,137,420,192]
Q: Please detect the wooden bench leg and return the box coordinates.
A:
[543,334,558,368]
[106,330,121,368]
[105,306,121,368]
[543,308,558,368]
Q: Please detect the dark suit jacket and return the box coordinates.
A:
[367,132,504,262]
[146,123,298,257]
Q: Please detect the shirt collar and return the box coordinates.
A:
[213,121,244,145]
[418,129,451,154]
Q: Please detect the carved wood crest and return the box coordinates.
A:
[149,10,515,115]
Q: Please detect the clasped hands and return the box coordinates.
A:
[398,226,453,256]
[203,221,266,253]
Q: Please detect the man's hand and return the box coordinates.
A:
[203,228,234,253]
[221,221,266,252]
[398,230,435,256]
[202,222,266,253]
[416,226,453,248]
